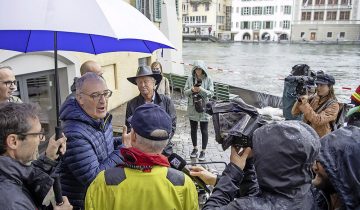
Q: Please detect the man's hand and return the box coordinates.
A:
[122,125,132,148]
[53,196,73,210]
[230,147,252,170]
[45,134,67,161]
[189,166,217,186]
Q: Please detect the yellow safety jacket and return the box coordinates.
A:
[85,166,198,210]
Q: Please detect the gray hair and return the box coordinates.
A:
[0,65,12,71]
[135,133,169,154]
[75,72,106,94]
[0,103,40,154]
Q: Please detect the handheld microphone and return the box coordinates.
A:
[168,153,211,193]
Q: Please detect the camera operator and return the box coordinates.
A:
[200,121,320,210]
[292,71,339,137]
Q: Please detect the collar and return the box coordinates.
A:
[119,147,169,172]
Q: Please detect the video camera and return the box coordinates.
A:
[285,64,315,99]
[206,98,267,150]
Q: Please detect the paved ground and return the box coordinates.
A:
[110,92,230,173]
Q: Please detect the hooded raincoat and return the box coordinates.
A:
[184,60,214,122]
[203,121,321,210]
[316,126,360,210]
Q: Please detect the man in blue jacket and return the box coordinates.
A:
[59,72,123,209]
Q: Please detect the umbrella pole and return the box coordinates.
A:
[54,32,62,139]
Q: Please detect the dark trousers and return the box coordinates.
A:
[190,120,208,150]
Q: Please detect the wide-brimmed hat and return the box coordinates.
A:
[127,66,162,85]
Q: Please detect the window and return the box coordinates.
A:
[326,11,337,20]
[202,16,207,23]
[153,0,161,22]
[252,21,261,30]
[284,6,291,14]
[339,11,350,20]
[263,21,273,29]
[314,11,324,20]
[241,7,251,15]
[328,0,338,5]
[253,7,262,15]
[192,5,198,12]
[315,0,325,5]
[241,21,250,29]
[301,32,305,37]
[236,7,239,13]
[205,3,210,11]
[340,32,345,38]
[236,22,239,28]
[301,12,312,20]
[341,0,350,5]
[303,0,313,6]
[327,32,332,38]
[282,20,290,29]
[264,6,274,15]
[136,0,151,20]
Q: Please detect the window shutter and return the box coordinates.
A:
[154,0,162,22]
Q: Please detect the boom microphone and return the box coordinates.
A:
[168,153,211,193]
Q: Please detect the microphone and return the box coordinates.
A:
[168,153,211,193]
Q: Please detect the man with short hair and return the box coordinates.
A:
[0,65,22,103]
[59,72,123,209]
[67,60,104,100]
[0,102,72,210]
[312,126,360,210]
[125,66,176,156]
[85,104,198,210]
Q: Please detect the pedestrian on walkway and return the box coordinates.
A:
[0,65,22,104]
[151,61,171,97]
[184,60,214,161]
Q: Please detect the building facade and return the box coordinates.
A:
[0,0,181,136]
[291,0,360,42]
[231,0,294,42]
[182,0,232,40]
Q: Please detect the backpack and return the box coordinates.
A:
[192,76,206,113]
[313,98,352,131]
[193,93,205,113]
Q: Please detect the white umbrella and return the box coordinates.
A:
[0,0,175,131]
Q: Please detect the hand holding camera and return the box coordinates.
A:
[297,95,308,104]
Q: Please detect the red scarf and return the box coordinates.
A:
[120,147,169,172]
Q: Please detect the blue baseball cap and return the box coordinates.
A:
[130,104,172,141]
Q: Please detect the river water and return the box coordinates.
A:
[182,42,360,102]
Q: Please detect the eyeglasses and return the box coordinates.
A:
[0,80,17,87]
[81,89,113,101]
[17,131,46,141]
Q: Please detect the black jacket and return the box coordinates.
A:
[125,92,176,138]
[0,155,57,210]
[203,121,321,210]
[316,126,360,210]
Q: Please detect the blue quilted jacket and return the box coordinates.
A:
[59,98,123,209]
